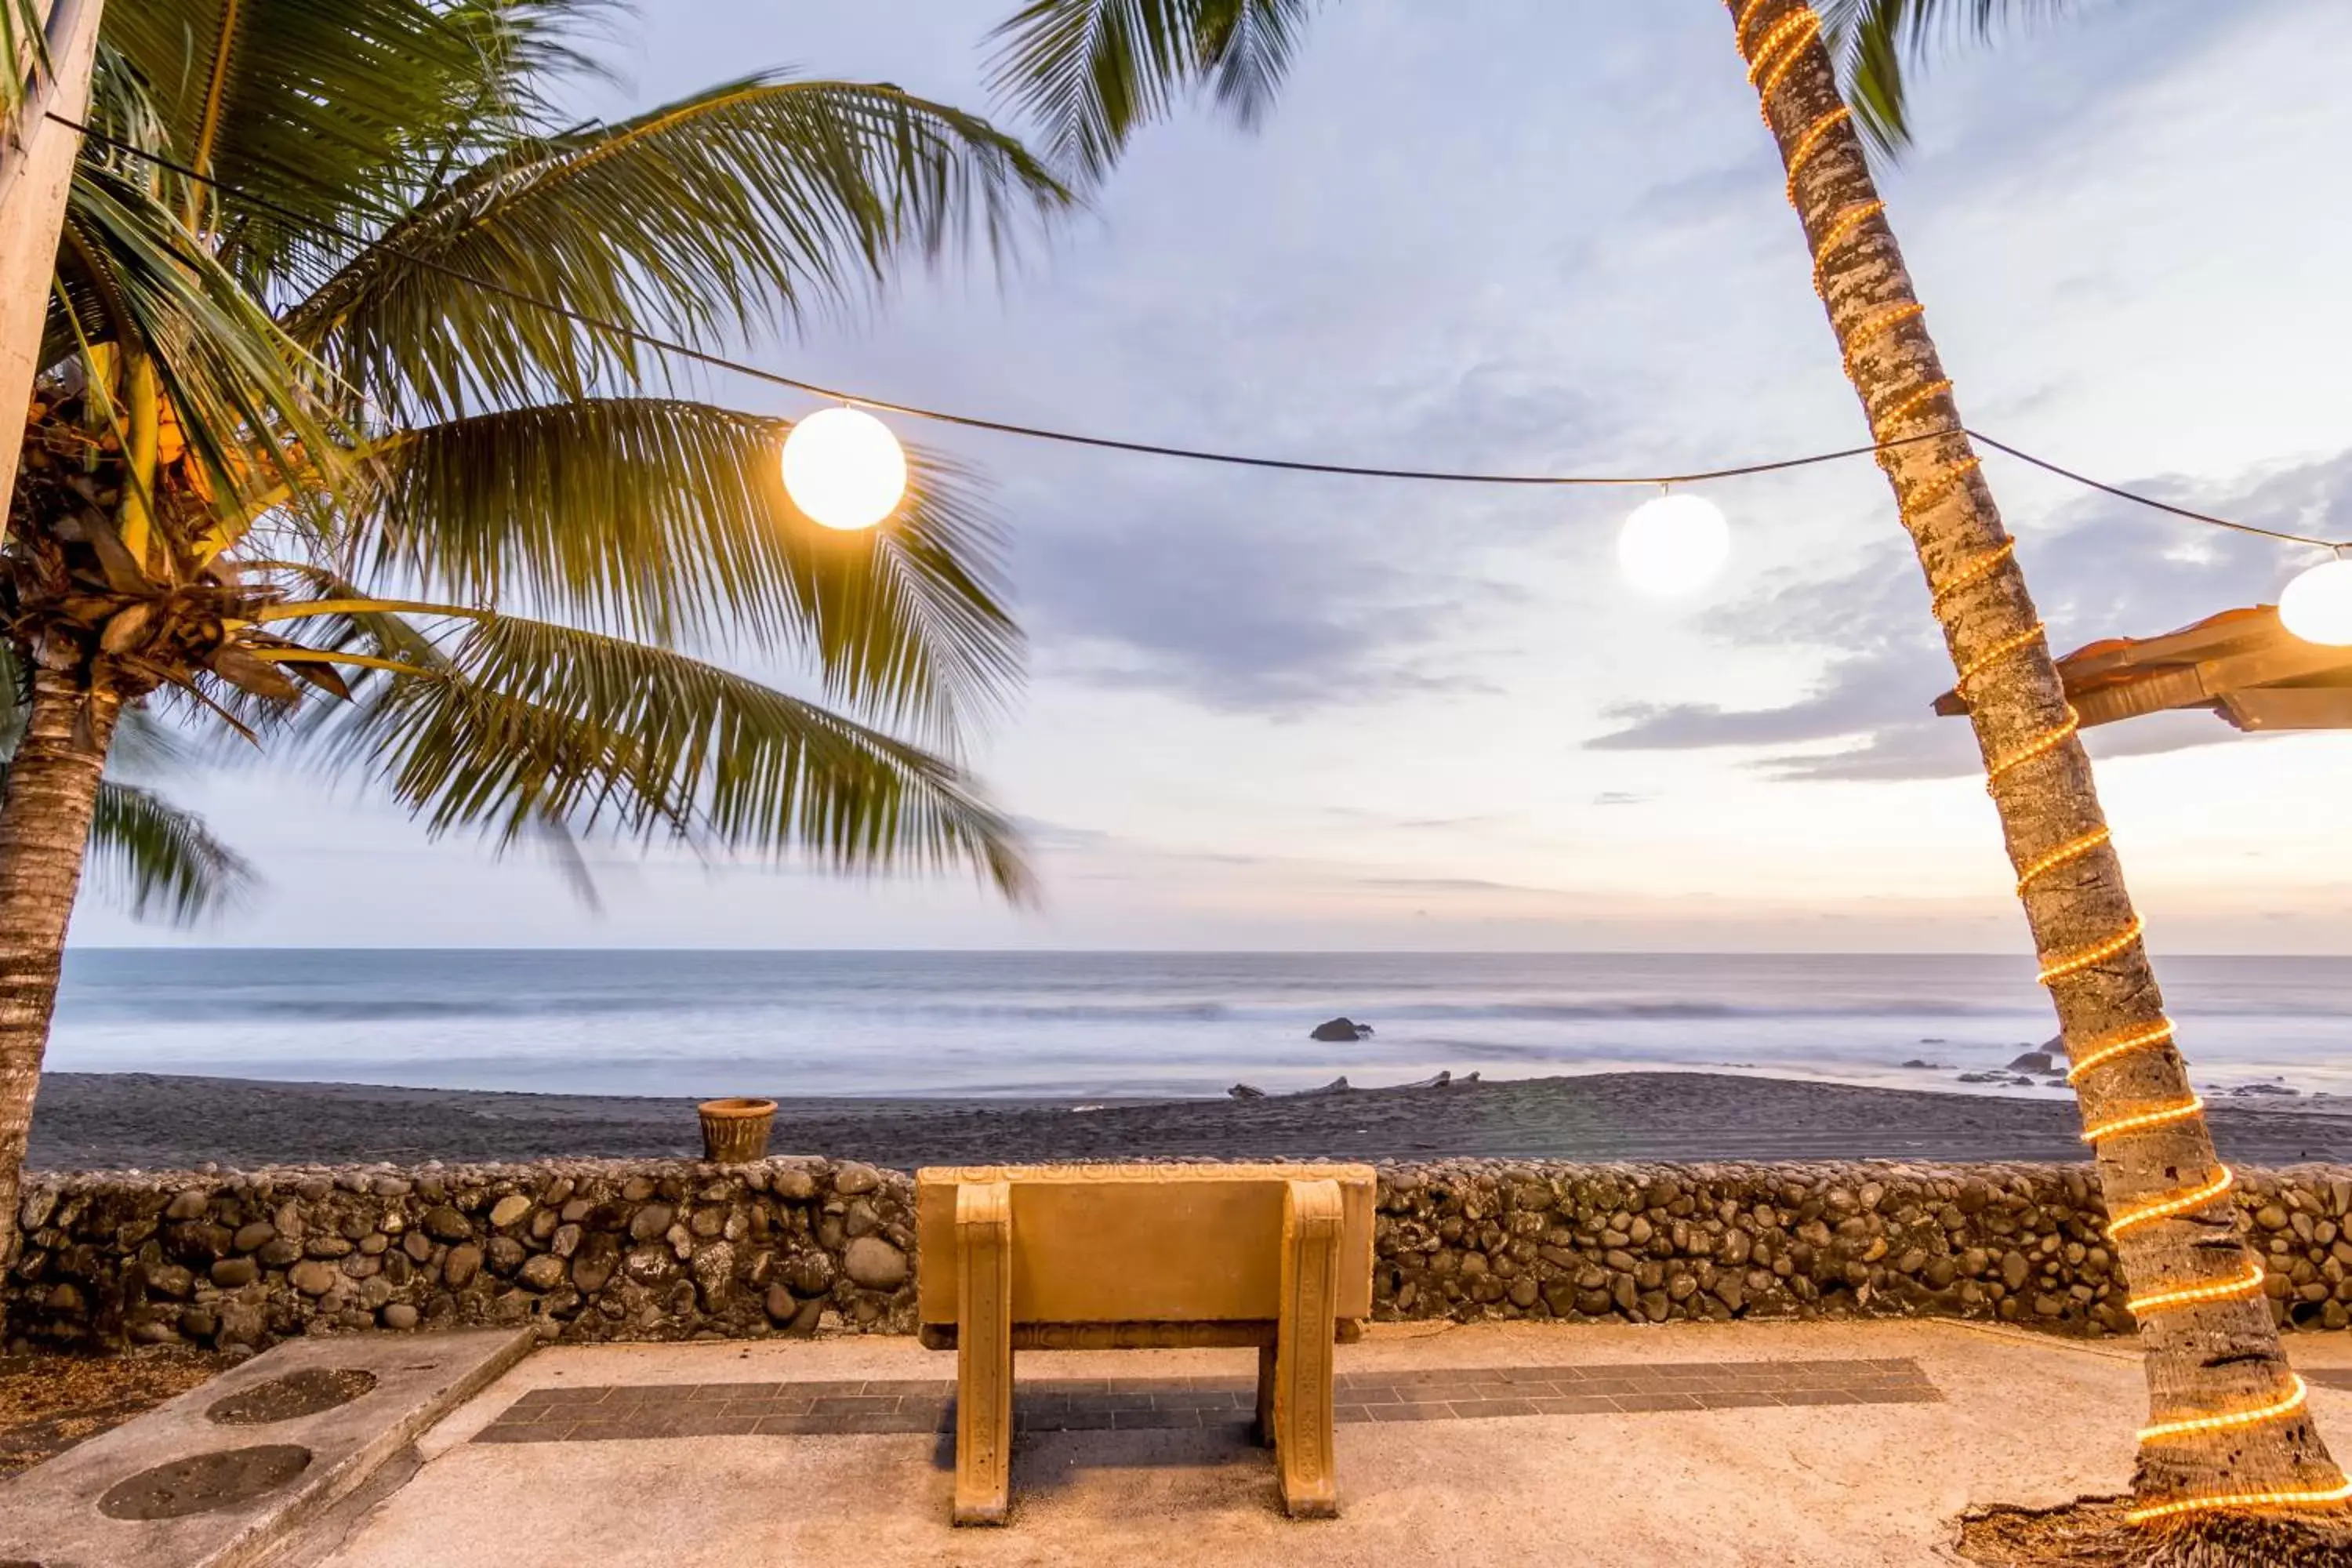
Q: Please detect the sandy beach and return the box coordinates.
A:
[27,1069,2352,1171]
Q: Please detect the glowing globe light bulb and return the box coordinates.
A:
[781,406,906,531]
[1617,492,1730,597]
[2278,557,2352,646]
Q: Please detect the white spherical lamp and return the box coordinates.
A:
[2278,557,2352,646]
[781,406,906,531]
[1617,492,1730,597]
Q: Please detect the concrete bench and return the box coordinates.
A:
[916,1162,1377,1524]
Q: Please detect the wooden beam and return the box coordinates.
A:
[2195,639,2352,696]
[2218,689,2352,731]
[2056,608,2278,684]
[2074,671,2214,729]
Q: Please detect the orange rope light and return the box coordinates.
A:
[1876,378,1955,435]
[1986,705,2079,788]
[1783,106,1849,201]
[2107,1167,2234,1240]
[1744,9,1820,89]
[2038,915,2143,985]
[1720,17,2343,1534]
[2127,1260,2266,1319]
[2067,1019,2176,1083]
[1755,16,1820,107]
[1809,201,1884,296]
[2082,1096,2204,1145]
[2140,1375,2309,1444]
[1954,622,2047,699]
[2125,1476,2352,1526]
[1842,301,1927,375]
[2014,826,2110,895]
[1926,537,2013,612]
[1905,456,1986,530]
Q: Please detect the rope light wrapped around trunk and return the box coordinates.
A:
[1735,0,2352,1530]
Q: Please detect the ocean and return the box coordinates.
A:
[45,949,2352,1103]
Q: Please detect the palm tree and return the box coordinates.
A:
[982,1,2349,1558]
[0,0,1069,1268]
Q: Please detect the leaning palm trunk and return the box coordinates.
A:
[1726,1,2349,1557]
[0,667,116,1261]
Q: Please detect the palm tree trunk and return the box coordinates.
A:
[1724,1,2349,1556]
[0,664,114,1279]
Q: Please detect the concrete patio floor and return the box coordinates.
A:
[315,1321,2352,1568]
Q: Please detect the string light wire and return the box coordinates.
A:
[46,112,2352,552]
[56,21,2352,1528]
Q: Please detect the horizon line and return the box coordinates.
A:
[58,946,2352,960]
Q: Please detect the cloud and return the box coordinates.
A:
[1352,875,1559,895]
[1584,446,2352,779]
[1006,357,1611,713]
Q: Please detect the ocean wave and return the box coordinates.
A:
[1366,1000,2019,1022]
[99,996,681,1025]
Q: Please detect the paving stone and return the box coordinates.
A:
[1610,1392,1708,1413]
[474,1357,1943,1443]
[0,1328,533,1568]
[1530,1395,1626,1417]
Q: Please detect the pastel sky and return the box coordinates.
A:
[75,0,2352,953]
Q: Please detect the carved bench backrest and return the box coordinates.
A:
[915,1163,1377,1326]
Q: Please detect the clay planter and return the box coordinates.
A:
[697,1098,777,1163]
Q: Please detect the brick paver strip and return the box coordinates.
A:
[2310,1370,2352,1392]
[474,1357,1940,1444]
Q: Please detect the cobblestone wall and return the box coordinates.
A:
[5,1157,914,1355]
[10,1158,2351,1354]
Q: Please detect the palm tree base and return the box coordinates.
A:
[2131,1511,2352,1568]
[1956,1496,2352,1567]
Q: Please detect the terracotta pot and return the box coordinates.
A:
[697,1098,776,1163]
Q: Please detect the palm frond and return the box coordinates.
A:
[284,76,1069,420]
[47,156,354,539]
[352,398,1020,740]
[100,0,509,285]
[1820,0,2087,158]
[300,612,1031,896]
[985,0,1316,182]
[85,779,256,922]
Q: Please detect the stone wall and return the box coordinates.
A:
[10,1158,2352,1355]
[5,1157,916,1355]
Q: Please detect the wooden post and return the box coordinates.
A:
[1272,1178,1341,1519]
[0,0,103,518]
[952,1179,1014,1526]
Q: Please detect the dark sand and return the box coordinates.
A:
[27,1070,2352,1171]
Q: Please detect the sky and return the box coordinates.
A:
[74,0,2352,953]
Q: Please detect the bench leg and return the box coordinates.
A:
[1272,1178,1343,1519]
[953,1180,1014,1526]
[1254,1342,1277,1446]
